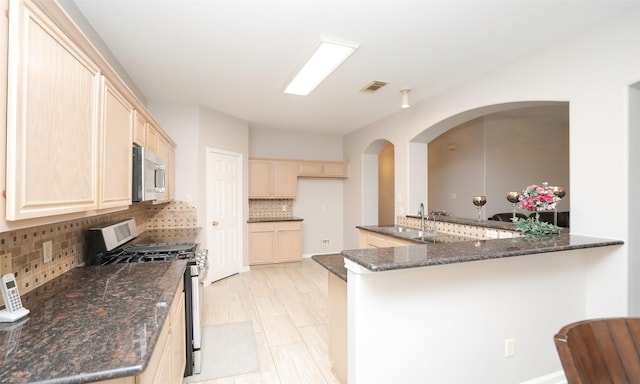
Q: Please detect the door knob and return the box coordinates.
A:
[211,221,219,226]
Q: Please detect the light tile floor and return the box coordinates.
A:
[192,259,342,384]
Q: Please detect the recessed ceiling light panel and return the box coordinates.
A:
[284,37,360,96]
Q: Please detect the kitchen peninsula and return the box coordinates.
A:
[314,221,623,384]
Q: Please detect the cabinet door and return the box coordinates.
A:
[100,80,133,209]
[323,162,350,178]
[365,233,387,248]
[146,124,158,153]
[273,162,297,198]
[155,136,170,201]
[133,111,146,146]
[167,146,176,200]
[6,0,101,220]
[249,223,276,265]
[249,160,273,198]
[298,161,323,177]
[277,222,302,262]
[169,293,186,383]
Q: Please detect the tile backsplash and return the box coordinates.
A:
[0,200,197,303]
[249,199,294,220]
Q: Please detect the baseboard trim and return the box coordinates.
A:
[520,371,566,384]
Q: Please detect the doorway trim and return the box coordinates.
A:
[204,147,243,284]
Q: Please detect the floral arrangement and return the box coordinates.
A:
[518,182,559,212]
[513,182,562,236]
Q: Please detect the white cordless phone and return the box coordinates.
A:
[0,273,29,322]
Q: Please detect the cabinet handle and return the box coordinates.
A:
[211,221,219,226]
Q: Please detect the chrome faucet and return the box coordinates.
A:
[418,203,425,231]
[427,211,437,233]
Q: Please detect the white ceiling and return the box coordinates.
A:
[72,0,639,135]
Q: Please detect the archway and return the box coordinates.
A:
[409,101,570,219]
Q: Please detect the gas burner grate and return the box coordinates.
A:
[98,242,199,265]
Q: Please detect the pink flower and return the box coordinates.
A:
[517,182,561,212]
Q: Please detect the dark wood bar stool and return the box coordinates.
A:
[554,318,640,383]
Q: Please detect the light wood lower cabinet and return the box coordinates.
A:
[137,281,185,384]
[249,221,302,265]
[93,281,184,384]
[358,229,416,248]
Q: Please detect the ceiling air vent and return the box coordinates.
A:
[360,80,388,93]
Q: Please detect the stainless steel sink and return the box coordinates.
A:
[379,226,414,233]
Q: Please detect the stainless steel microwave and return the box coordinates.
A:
[132,147,166,202]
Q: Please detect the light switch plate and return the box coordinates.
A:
[43,241,53,264]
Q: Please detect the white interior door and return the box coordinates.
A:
[205,149,242,284]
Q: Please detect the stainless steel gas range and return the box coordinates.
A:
[87,219,208,377]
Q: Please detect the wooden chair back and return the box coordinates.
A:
[554,318,640,384]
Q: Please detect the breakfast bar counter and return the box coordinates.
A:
[344,231,623,272]
[0,261,186,383]
[316,226,624,384]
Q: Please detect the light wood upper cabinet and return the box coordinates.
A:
[167,145,176,200]
[133,111,147,146]
[249,157,349,200]
[154,135,170,202]
[146,124,158,153]
[298,160,350,178]
[5,0,101,220]
[100,79,133,209]
[2,0,177,227]
[249,159,297,198]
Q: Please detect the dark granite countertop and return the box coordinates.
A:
[311,254,347,282]
[343,233,623,272]
[0,261,187,384]
[247,217,304,223]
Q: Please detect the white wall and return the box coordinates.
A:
[149,102,250,265]
[627,83,640,314]
[427,109,570,219]
[344,5,640,327]
[347,250,590,383]
[249,127,345,255]
[428,118,485,218]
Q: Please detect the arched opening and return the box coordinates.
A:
[409,101,570,221]
[362,139,394,226]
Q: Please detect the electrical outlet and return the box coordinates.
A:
[43,241,53,264]
[281,205,287,212]
[0,253,12,275]
[321,239,331,249]
[450,193,457,199]
[504,338,516,357]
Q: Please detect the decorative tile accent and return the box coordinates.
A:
[249,199,294,220]
[147,201,198,229]
[0,200,198,305]
[396,216,521,239]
